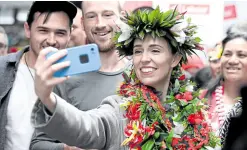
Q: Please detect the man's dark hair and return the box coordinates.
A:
[26,1,77,28]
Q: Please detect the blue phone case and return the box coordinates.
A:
[46,44,101,77]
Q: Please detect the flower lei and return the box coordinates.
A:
[117,67,221,150]
[214,86,225,126]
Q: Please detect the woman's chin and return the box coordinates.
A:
[141,80,157,89]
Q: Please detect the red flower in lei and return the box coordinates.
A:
[187,111,203,125]
[178,74,186,80]
[125,103,141,120]
[175,91,193,102]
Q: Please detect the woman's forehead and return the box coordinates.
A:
[134,35,168,47]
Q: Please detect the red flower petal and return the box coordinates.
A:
[178,74,186,80]
[175,94,183,99]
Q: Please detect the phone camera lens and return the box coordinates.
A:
[91,48,94,51]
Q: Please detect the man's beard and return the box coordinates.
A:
[88,38,115,53]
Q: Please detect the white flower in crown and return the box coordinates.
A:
[115,18,133,43]
[170,20,189,44]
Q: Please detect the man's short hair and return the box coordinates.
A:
[26,1,77,27]
[81,1,124,14]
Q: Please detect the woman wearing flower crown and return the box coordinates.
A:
[32,7,220,150]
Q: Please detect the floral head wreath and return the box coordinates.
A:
[208,44,223,61]
[114,6,203,64]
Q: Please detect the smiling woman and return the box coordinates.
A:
[132,35,181,95]
[218,33,247,141]
[207,32,247,145]
[221,36,247,83]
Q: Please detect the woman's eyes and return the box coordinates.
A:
[133,49,142,54]
[152,49,160,53]
[133,49,161,55]
[223,53,231,57]
[238,53,247,58]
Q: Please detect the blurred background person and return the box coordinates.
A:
[193,66,212,90]
[0,26,8,56]
[181,54,205,79]
[194,43,223,88]
[193,43,223,99]
[208,43,223,78]
[68,1,86,47]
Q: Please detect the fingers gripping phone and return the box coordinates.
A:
[46,44,101,77]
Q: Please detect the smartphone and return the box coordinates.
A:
[46,44,101,77]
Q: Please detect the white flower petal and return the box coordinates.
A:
[173,31,186,44]
[118,31,132,42]
[115,18,132,43]
[173,122,185,135]
[173,134,181,138]
[186,85,194,92]
[205,146,214,150]
[170,20,189,44]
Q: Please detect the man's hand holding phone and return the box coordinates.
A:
[34,44,101,112]
[34,47,70,112]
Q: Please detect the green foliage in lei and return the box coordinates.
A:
[113,6,203,64]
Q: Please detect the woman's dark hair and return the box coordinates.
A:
[222,33,247,50]
[126,6,176,56]
[227,21,247,35]
[206,33,247,98]
[133,6,154,14]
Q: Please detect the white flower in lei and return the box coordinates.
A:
[173,121,185,135]
[115,18,133,43]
